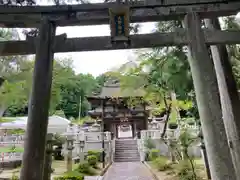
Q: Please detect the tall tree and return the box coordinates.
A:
[58,73,98,118]
[0,28,30,117]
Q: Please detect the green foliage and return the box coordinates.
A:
[174,160,203,180]
[144,139,156,161]
[8,128,25,134]
[54,176,83,180]
[144,138,155,150]
[58,170,84,180]
[149,149,160,161]
[0,52,105,118]
[176,160,192,179]
[153,156,171,171]
[0,117,14,123]
[0,29,106,118]
[73,117,95,125]
[87,150,102,162]
[56,72,100,118]
[54,171,84,180]
[87,155,98,167]
[168,122,178,129]
[94,73,109,94]
[53,133,66,146]
[76,162,95,175]
[179,129,196,149]
[11,173,19,180]
[0,146,23,153]
[108,21,196,120]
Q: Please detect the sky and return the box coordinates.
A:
[54,22,156,76]
[17,0,240,77]
[29,0,156,77]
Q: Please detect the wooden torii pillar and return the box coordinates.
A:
[20,18,56,180]
[184,12,237,180]
[205,18,240,177]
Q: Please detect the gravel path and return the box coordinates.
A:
[103,162,155,180]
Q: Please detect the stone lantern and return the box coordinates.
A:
[150,118,158,130]
[65,129,74,172]
[90,121,101,132]
[167,128,178,163]
[43,133,53,180]
[78,131,85,162]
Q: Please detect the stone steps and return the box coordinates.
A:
[114,139,140,162]
[114,158,140,162]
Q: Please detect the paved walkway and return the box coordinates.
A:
[102,162,154,180]
[84,176,103,180]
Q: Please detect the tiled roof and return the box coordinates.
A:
[97,80,144,98]
[98,86,144,98]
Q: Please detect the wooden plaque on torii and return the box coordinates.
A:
[109,6,130,44]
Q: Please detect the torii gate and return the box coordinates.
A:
[1,0,240,180]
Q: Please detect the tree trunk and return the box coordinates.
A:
[204,18,240,179]
[161,97,172,138]
[183,12,237,180]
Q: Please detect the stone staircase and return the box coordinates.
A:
[114,139,140,162]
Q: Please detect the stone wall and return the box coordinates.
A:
[152,139,202,157]
[138,138,202,161]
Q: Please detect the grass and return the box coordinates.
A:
[148,157,207,180]
[51,160,104,178]
[1,160,104,179]
[194,158,204,165]
[0,146,24,153]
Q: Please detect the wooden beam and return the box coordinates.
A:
[0,0,229,14]
[205,18,240,176]
[0,29,239,56]
[0,1,239,28]
[184,12,237,180]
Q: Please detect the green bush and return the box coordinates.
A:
[87,150,102,162]
[77,162,91,174]
[175,160,200,180]
[62,170,83,177]
[153,157,171,171]
[168,122,178,129]
[76,162,96,175]
[54,175,83,180]
[149,149,160,161]
[144,138,155,150]
[145,151,150,161]
[87,155,98,167]
[11,174,19,180]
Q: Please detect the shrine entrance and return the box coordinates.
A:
[87,80,149,139]
[117,122,132,139]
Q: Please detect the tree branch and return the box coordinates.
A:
[161,95,172,138]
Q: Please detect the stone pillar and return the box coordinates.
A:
[131,123,135,138]
[116,124,118,139]
[43,134,53,180]
[20,18,56,180]
[167,130,177,163]
[79,131,85,163]
[66,135,74,172]
[134,122,137,138]
[184,12,236,180]
[205,18,240,178]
